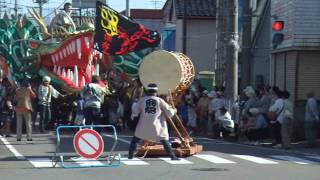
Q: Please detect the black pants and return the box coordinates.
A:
[245,128,269,141]
[84,107,101,132]
[270,121,282,144]
[128,136,176,159]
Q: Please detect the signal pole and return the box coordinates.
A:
[241,0,252,89]
[225,0,239,103]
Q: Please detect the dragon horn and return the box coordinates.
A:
[15,15,23,29]
[3,12,10,25]
[28,8,51,38]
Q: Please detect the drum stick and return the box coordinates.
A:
[168,89,193,146]
[161,106,186,146]
[164,115,186,147]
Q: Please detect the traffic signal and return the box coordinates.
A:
[272,21,284,48]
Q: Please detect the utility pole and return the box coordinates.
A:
[125,0,130,17]
[241,0,252,89]
[34,0,47,17]
[14,0,18,18]
[215,0,221,85]
[182,0,187,54]
[225,0,239,103]
[39,0,43,17]
[216,0,227,86]
[216,0,226,85]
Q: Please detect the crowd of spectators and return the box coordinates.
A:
[0,74,319,149]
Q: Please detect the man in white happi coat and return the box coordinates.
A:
[128,83,179,160]
[50,2,76,32]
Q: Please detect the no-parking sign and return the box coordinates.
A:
[73,129,104,159]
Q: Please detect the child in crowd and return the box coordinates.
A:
[74,96,85,126]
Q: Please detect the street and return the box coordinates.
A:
[1,131,319,180]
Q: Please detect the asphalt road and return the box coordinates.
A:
[0,130,319,180]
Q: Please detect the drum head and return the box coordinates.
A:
[139,50,182,95]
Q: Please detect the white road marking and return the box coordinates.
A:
[271,155,315,165]
[28,158,57,168]
[0,136,25,160]
[308,156,320,161]
[194,154,236,164]
[160,158,193,164]
[121,158,149,165]
[102,133,131,144]
[71,157,104,166]
[232,155,279,164]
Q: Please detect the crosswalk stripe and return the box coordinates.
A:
[160,158,193,164]
[22,154,320,167]
[28,158,57,168]
[232,155,279,164]
[271,155,315,165]
[0,136,25,160]
[194,154,236,164]
[121,158,149,165]
[71,157,105,166]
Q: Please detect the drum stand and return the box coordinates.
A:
[136,92,203,157]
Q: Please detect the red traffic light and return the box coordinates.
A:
[272,21,284,31]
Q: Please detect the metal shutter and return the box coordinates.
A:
[297,52,320,100]
[275,52,285,90]
[285,52,297,102]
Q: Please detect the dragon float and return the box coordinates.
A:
[0,7,154,93]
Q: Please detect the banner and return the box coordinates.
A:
[94,1,160,55]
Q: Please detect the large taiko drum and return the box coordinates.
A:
[139,50,195,95]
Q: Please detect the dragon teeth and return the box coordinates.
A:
[51,56,55,64]
[67,69,71,79]
[63,48,67,57]
[74,66,78,87]
[57,66,61,75]
[70,70,73,81]
[84,36,90,49]
[59,51,63,60]
[95,64,99,76]
[76,38,82,60]
[55,54,59,63]
[81,76,86,87]
[53,65,57,74]
[62,68,66,77]
[67,44,71,54]
[86,65,91,78]
[71,41,76,54]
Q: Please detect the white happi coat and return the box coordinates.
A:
[131,96,175,141]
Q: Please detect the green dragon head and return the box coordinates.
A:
[0,9,151,93]
[0,10,99,93]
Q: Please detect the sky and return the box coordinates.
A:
[1,0,166,15]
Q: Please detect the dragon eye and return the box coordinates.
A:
[28,40,40,49]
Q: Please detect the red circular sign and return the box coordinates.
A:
[73,129,104,159]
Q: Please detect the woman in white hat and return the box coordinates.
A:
[38,76,65,133]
